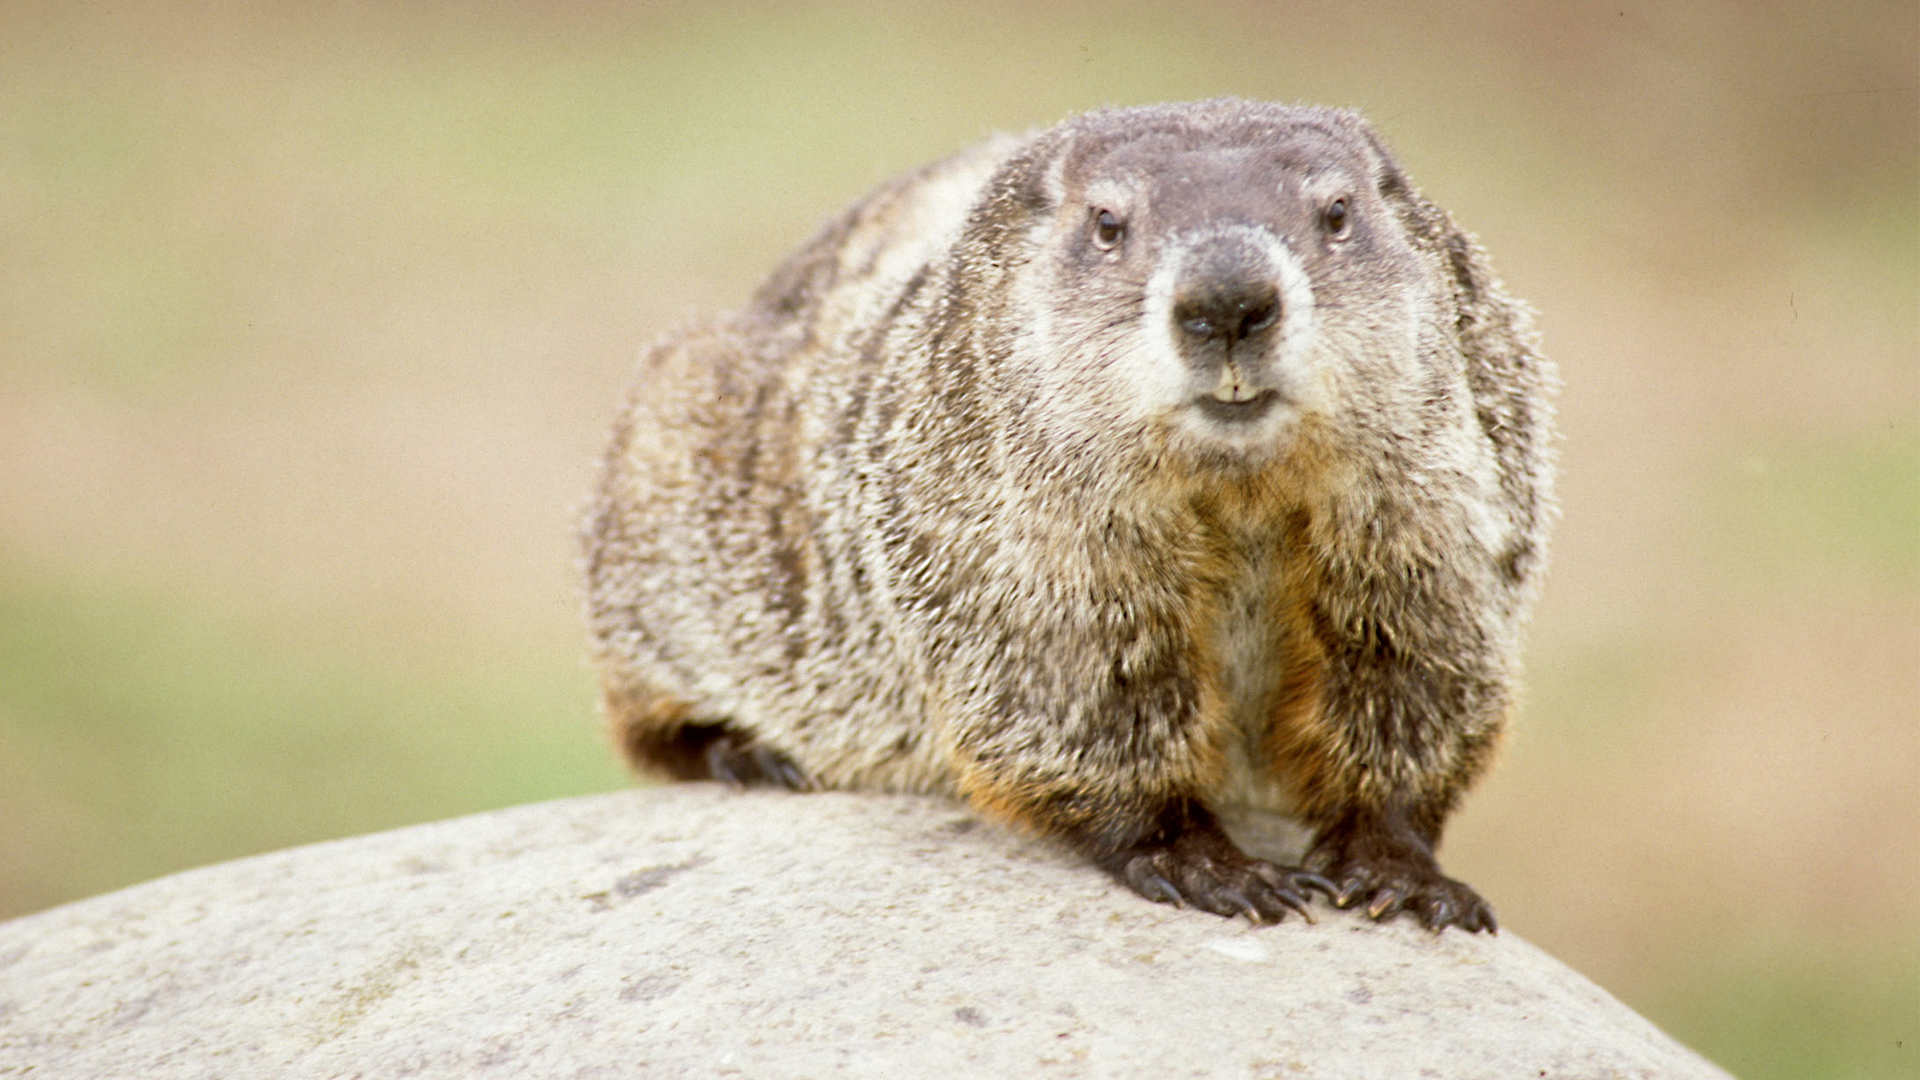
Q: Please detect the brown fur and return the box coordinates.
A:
[581,100,1556,930]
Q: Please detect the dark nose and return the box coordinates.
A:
[1171,246,1281,349]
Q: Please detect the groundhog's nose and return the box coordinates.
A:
[1172,264,1281,349]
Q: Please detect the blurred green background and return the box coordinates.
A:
[1,2,1913,1075]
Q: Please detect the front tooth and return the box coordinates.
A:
[1213,368,1240,403]
[1212,374,1255,403]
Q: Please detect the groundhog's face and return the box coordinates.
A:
[1014,114,1451,469]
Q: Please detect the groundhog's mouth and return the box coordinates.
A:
[1193,389,1284,424]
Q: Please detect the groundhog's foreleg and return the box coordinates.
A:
[948,648,1331,923]
[1303,801,1495,933]
[1283,623,1505,933]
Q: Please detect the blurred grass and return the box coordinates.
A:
[1698,431,1920,597]
[1,2,1915,1076]
[0,564,622,914]
[1642,935,1920,1080]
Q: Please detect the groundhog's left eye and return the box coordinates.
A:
[1091,208,1126,251]
[1324,197,1351,238]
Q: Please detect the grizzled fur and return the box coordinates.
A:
[582,100,1556,931]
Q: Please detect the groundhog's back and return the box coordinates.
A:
[581,135,1024,792]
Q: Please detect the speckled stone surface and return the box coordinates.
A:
[0,786,1733,1079]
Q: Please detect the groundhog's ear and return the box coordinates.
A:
[1358,129,1510,337]
[1360,129,1545,428]
[985,140,1063,224]
[960,135,1067,262]
[1354,126,1462,273]
[1351,123,1419,219]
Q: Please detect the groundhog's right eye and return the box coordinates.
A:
[1091,208,1126,251]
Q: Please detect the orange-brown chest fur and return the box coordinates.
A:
[1174,499,1329,823]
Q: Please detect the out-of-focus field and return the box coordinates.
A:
[1,2,1913,1075]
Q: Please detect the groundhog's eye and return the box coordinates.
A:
[1324,197,1351,238]
[1091,208,1125,251]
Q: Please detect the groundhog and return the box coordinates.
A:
[581,99,1556,932]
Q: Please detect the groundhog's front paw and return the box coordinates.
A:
[1304,811,1497,933]
[1314,856,1496,933]
[1096,810,1333,924]
[1115,848,1331,924]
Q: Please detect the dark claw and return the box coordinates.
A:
[1256,890,1312,925]
[1279,889,1315,923]
[1125,863,1186,907]
[1333,876,1368,908]
[1297,871,1338,901]
[1247,865,1317,922]
[1419,897,1453,932]
[1365,887,1406,921]
[1212,886,1261,922]
[757,748,815,791]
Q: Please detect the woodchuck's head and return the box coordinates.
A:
[974,99,1472,477]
